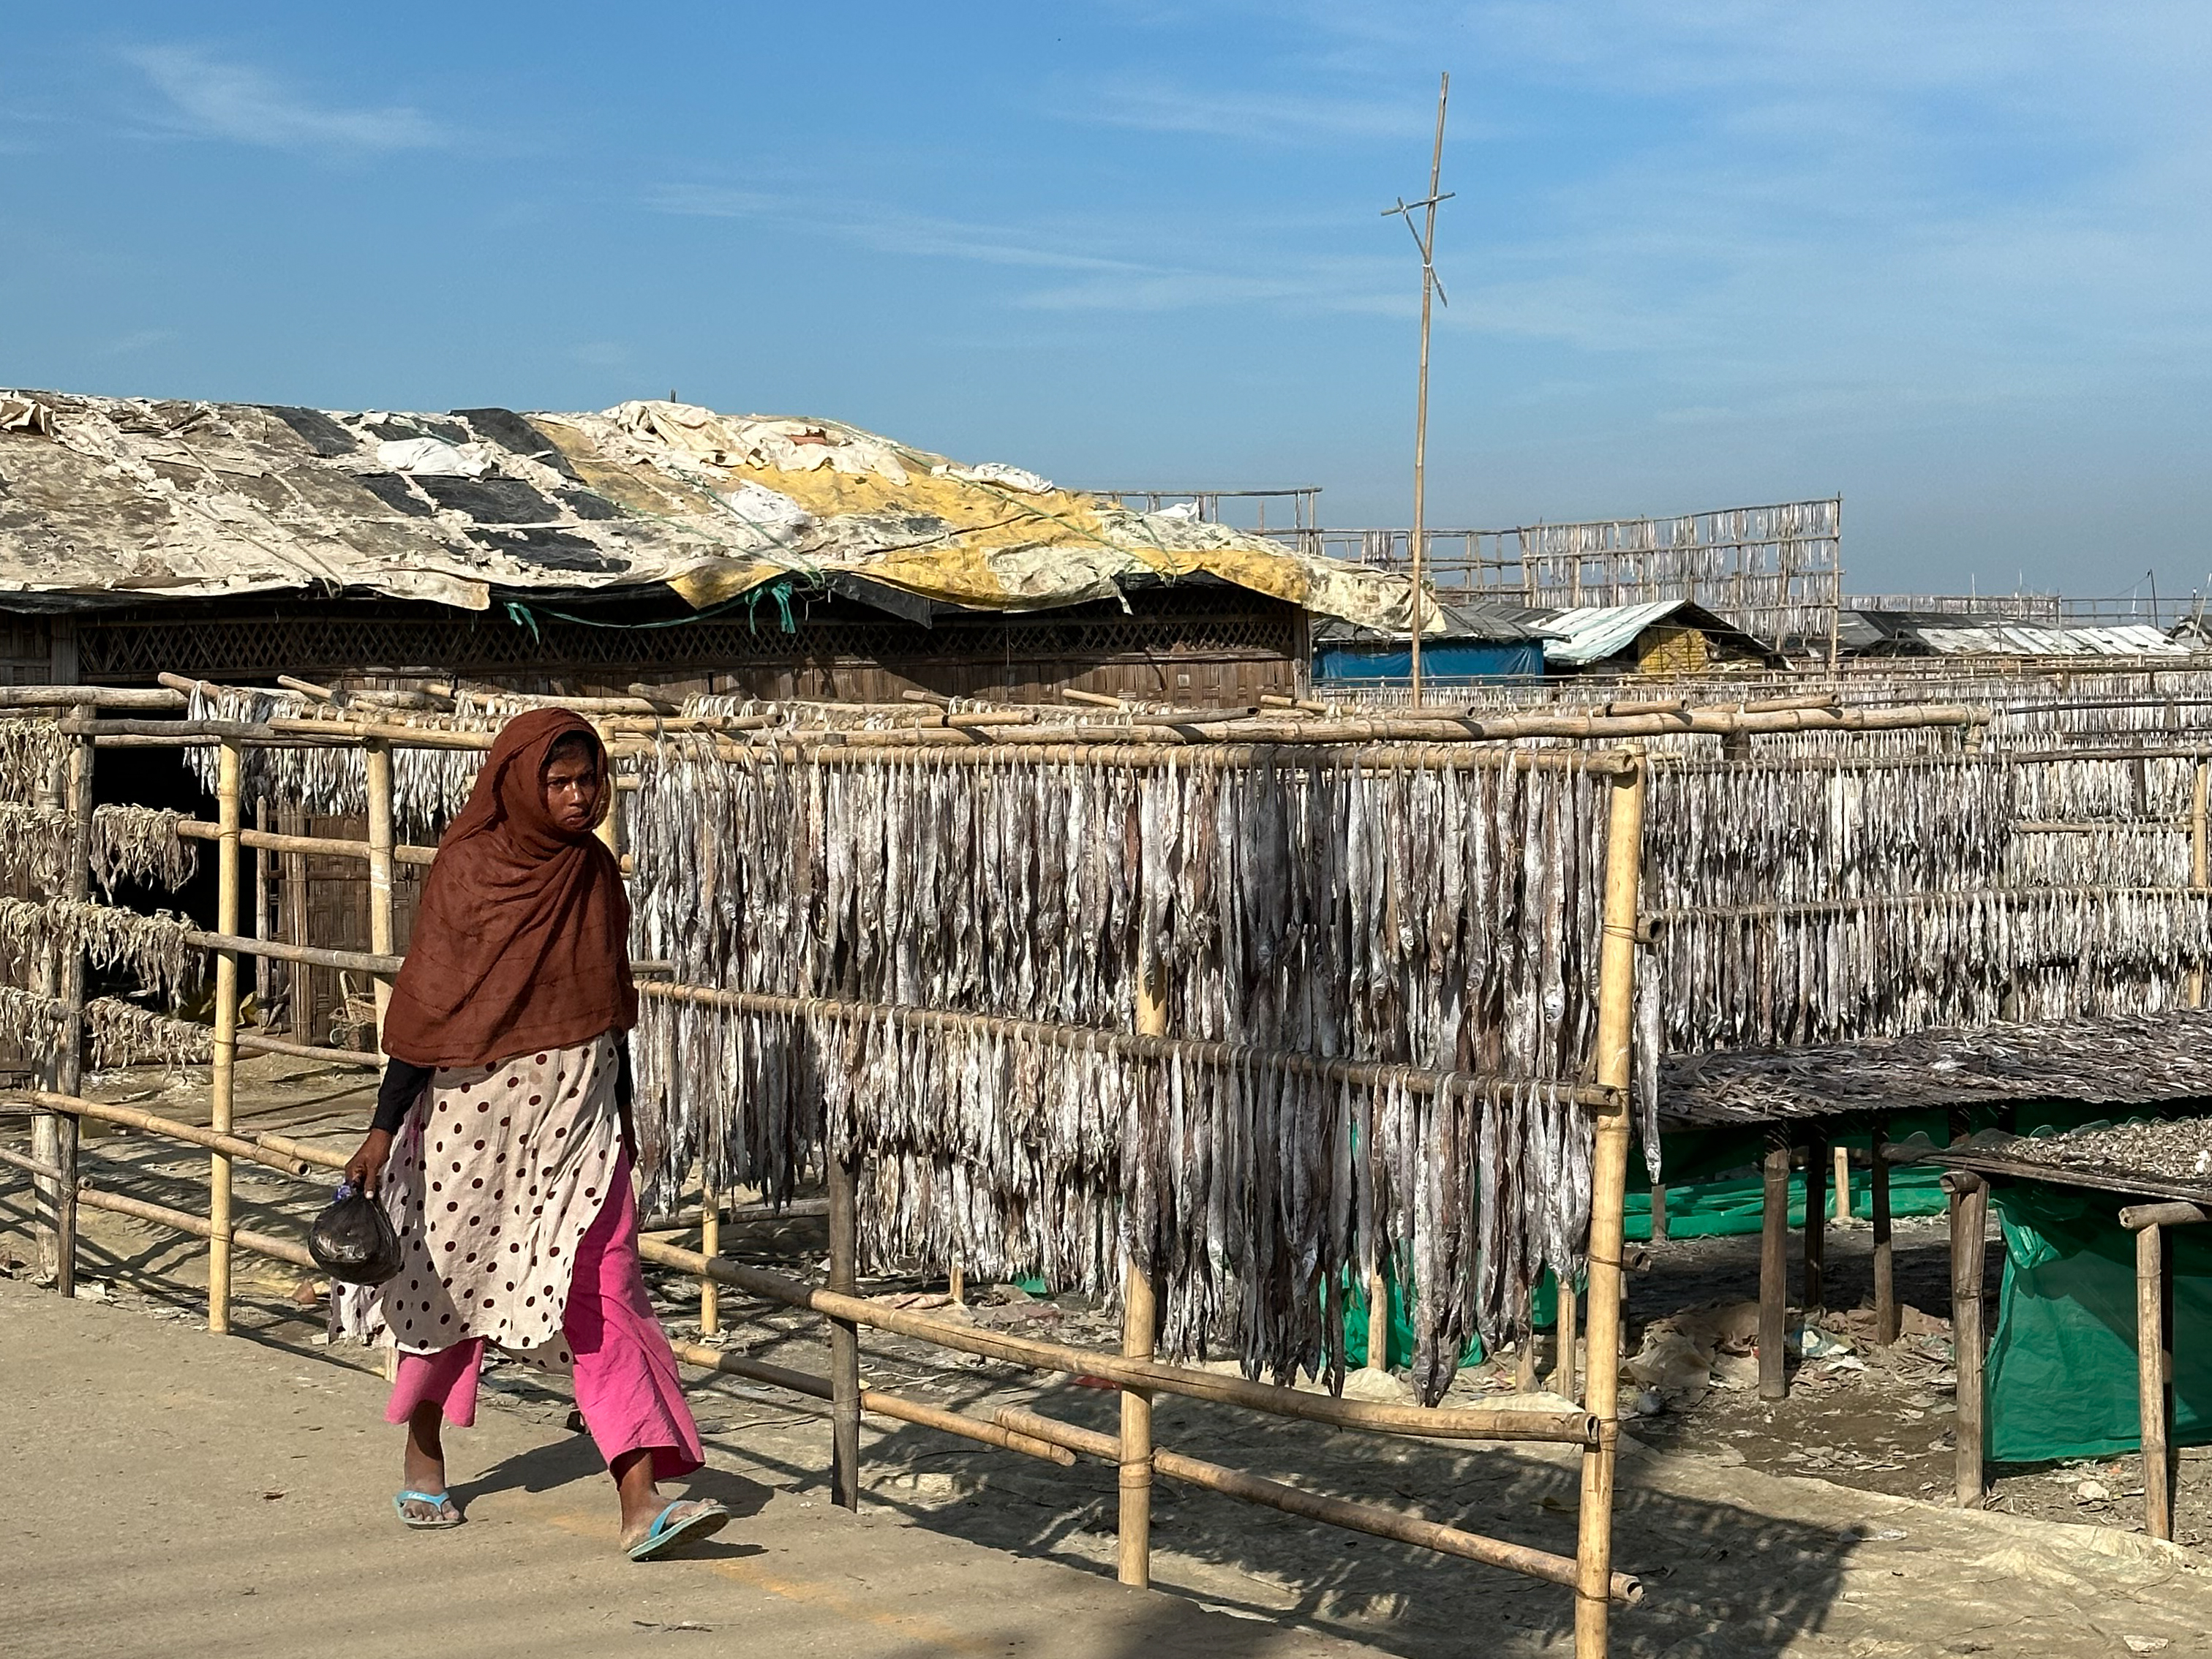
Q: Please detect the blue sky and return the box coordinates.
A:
[4,4,2208,596]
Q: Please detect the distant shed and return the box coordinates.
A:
[1532,599,1787,675]
[1311,600,1546,685]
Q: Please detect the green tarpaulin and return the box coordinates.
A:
[1986,1179,2212,1463]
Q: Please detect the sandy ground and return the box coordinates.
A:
[8,1058,2212,1657]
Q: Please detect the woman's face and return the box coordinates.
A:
[540,746,602,835]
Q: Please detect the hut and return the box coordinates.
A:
[1309,599,1546,688]
[1532,600,1786,677]
[0,391,1421,706]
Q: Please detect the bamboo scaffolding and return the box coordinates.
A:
[18,693,2018,1658]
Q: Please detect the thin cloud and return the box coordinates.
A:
[648,183,1406,315]
[99,328,174,358]
[1076,76,1440,144]
[127,45,448,154]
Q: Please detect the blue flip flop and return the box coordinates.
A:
[625,1498,729,1562]
[394,1489,463,1530]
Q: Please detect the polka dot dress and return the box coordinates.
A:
[342,1034,622,1375]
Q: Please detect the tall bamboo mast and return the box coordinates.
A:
[1411,75,1449,707]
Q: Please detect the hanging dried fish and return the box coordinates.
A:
[90,805,199,895]
[85,998,211,1072]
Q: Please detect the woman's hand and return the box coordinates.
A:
[344,1128,394,1195]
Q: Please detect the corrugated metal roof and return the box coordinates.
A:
[1535,600,1694,666]
[1912,622,2188,658]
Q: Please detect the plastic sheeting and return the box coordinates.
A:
[1985,1180,2212,1464]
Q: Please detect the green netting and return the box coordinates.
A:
[1985,1180,2212,1464]
[1626,1166,1954,1239]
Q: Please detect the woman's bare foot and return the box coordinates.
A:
[612,1448,726,1557]
[398,1402,456,1524]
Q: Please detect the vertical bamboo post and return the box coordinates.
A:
[1573,747,1646,1659]
[1120,958,1167,1589]
[36,729,93,1297]
[252,797,274,1010]
[1551,1276,1579,1400]
[1803,1135,1827,1313]
[1872,1126,1897,1347]
[1946,1172,1989,1508]
[364,741,396,1053]
[282,808,310,1038]
[30,748,64,1287]
[1834,1145,1853,1224]
[1649,1183,1669,1245]
[2192,759,2208,1009]
[827,1150,860,1510]
[1366,1254,1389,1372]
[1758,1133,1791,1400]
[699,1186,721,1336]
[2137,1219,2175,1540]
[1516,1279,1539,1394]
[208,739,243,1336]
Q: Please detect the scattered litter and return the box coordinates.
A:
[2076,1478,2112,1503]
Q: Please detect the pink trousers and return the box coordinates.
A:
[385,1152,704,1481]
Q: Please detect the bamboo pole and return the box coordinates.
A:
[1759,1134,1790,1400]
[2137,1219,2175,1540]
[184,930,400,975]
[827,1149,861,1511]
[1946,1171,1989,1508]
[40,734,91,1297]
[1405,72,1449,710]
[2192,759,2208,1009]
[1834,1146,1853,1223]
[1872,1126,1897,1346]
[1366,1259,1389,1372]
[74,1183,316,1271]
[1803,1135,1827,1312]
[1649,1184,1669,1245]
[993,1404,1641,1606]
[282,806,310,1039]
[634,979,1617,1108]
[1573,746,1646,1659]
[29,751,64,1287]
[208,739,242,1336]
[699,1185,721,1337]
[14,1091,328,1177]
[636,1238,1596,1445]
[1551,1277,1579,1400]
[1121,949,1168,1588]
[364,742,396,1055]
[666,1342,1076,1466]
[1516,1281,1538,1393]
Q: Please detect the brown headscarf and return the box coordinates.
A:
[380,709,636,1070]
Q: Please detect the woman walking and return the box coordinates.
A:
[341,708,726,1560]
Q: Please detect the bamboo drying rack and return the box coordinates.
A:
[0,682,1985,1656]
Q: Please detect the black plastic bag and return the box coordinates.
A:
[309,1181,404,1285]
